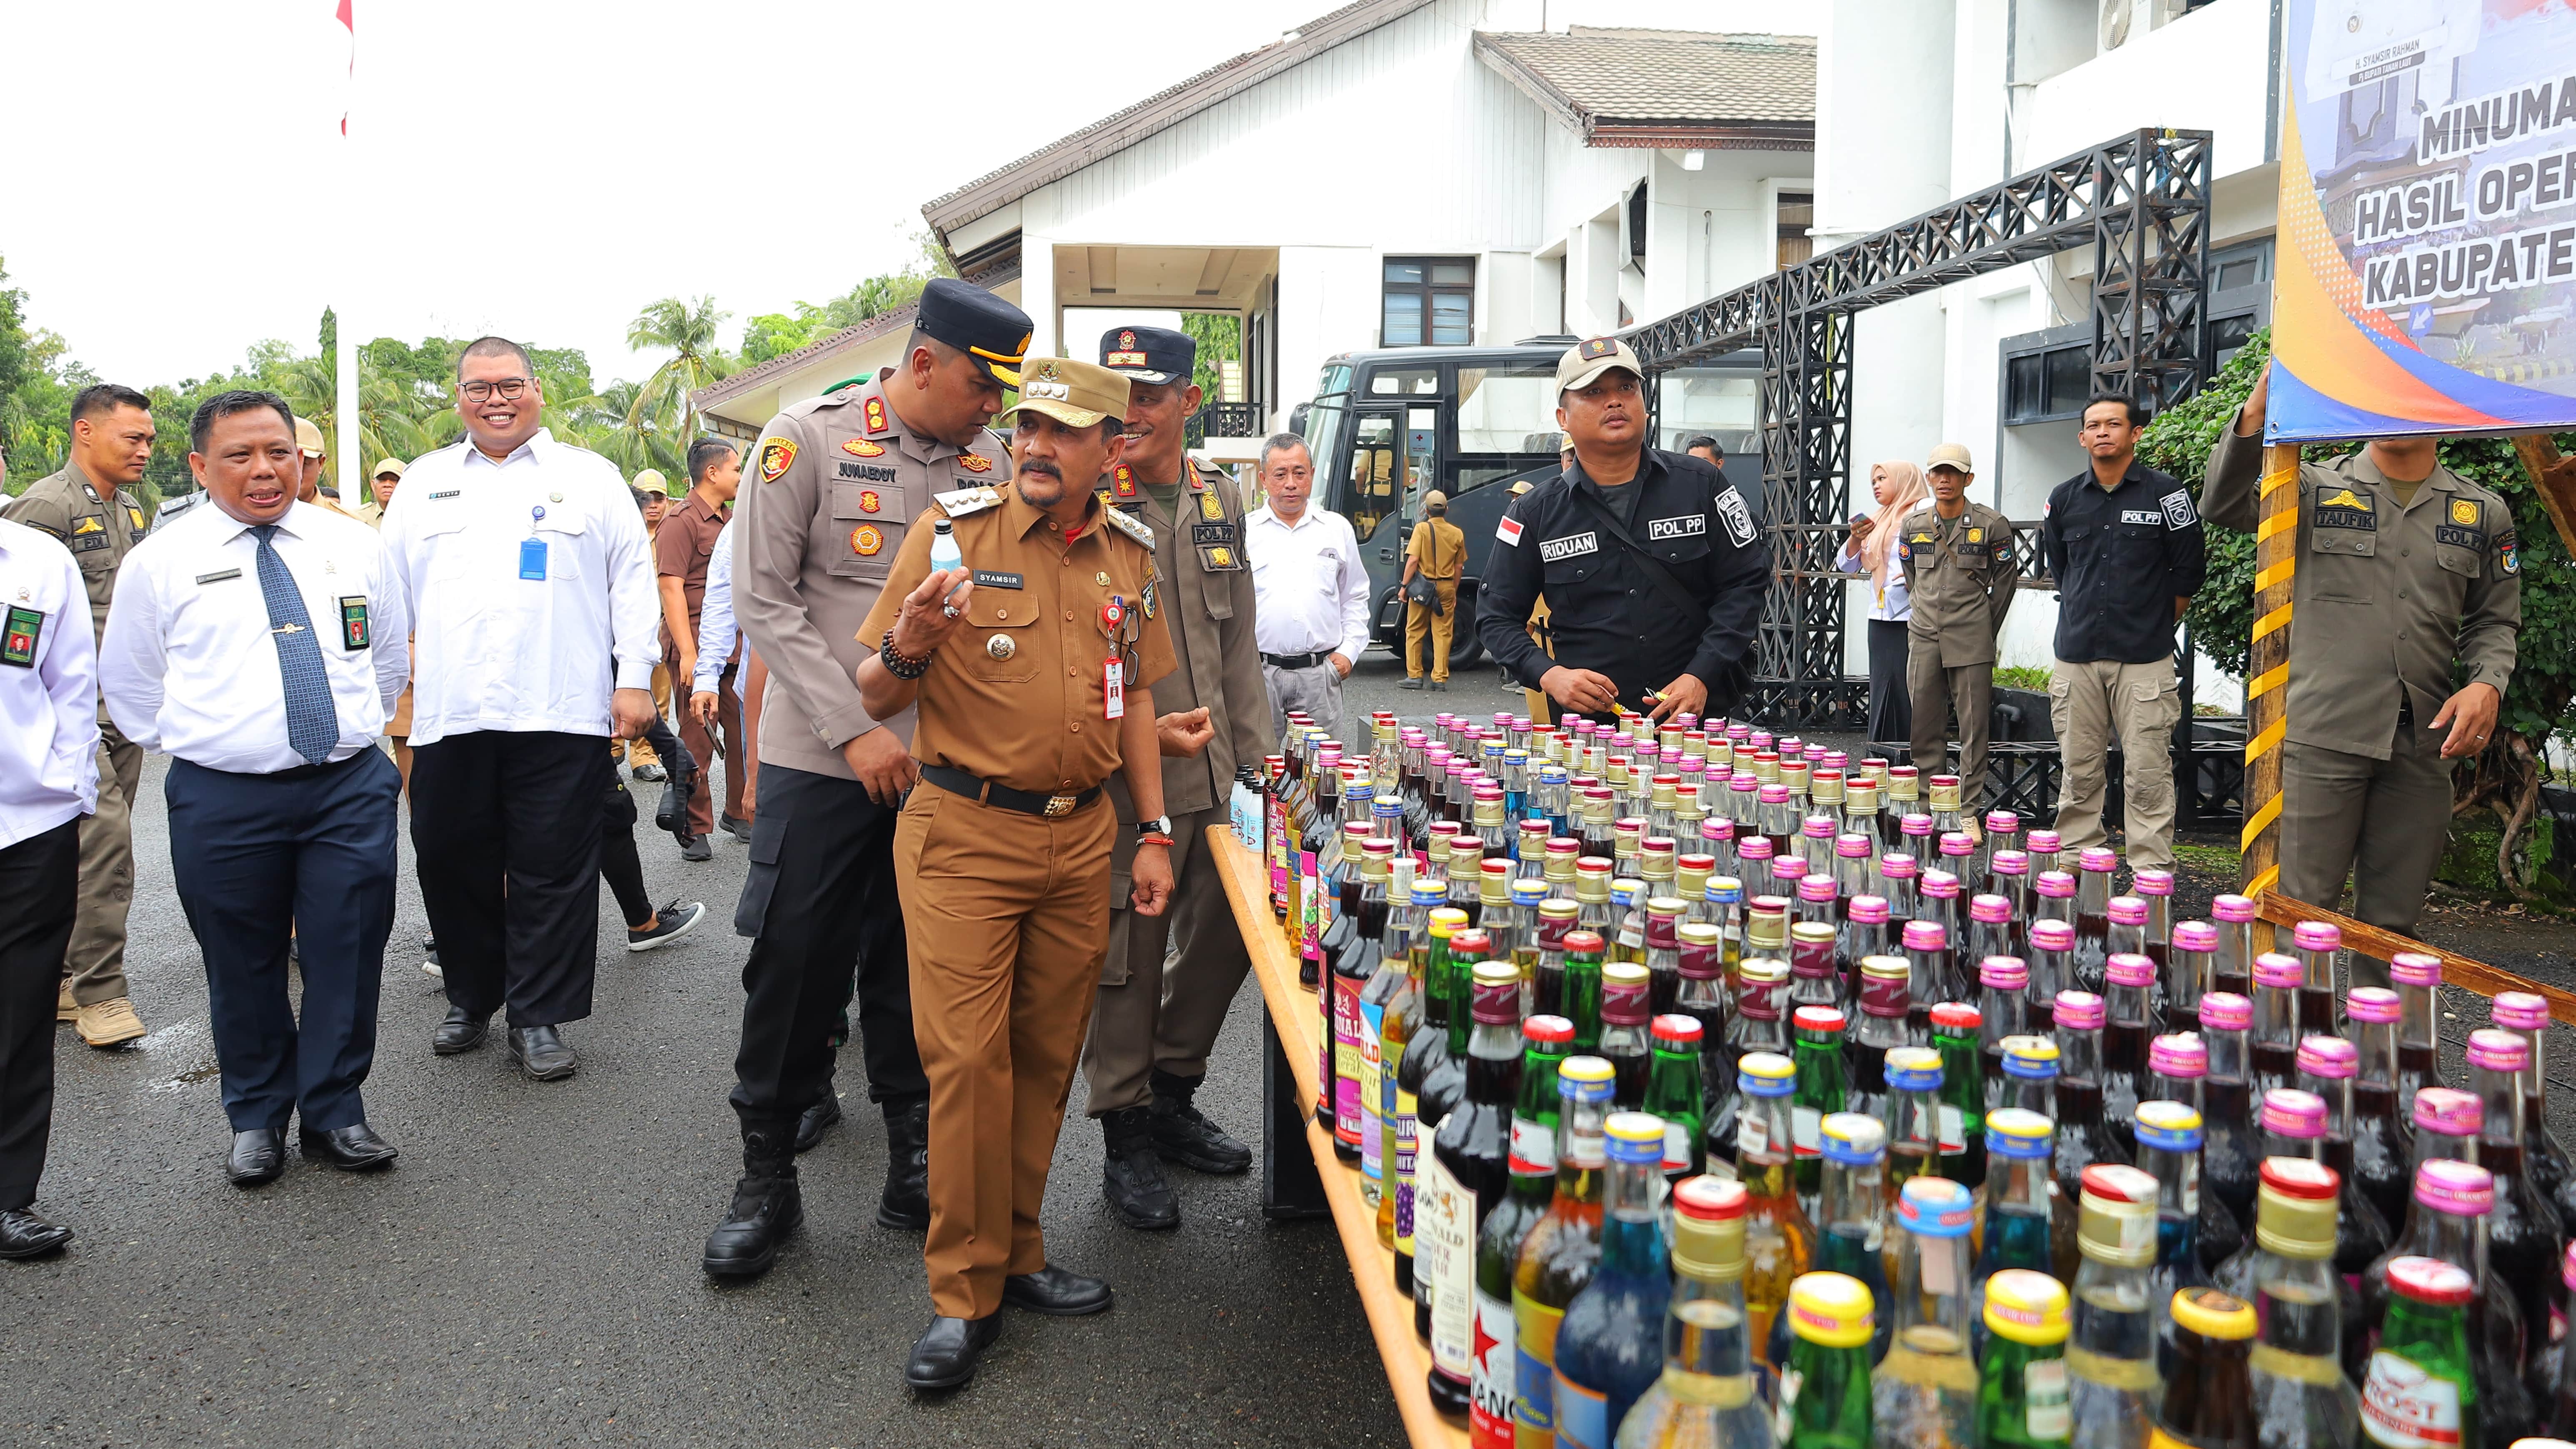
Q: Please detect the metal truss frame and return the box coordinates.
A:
[1632,128,2213,728]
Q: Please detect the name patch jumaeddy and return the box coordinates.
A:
[1539,531,1598,563]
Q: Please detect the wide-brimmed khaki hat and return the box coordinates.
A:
[1001,356,1131,430]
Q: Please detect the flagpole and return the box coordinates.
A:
[334,0,360,508]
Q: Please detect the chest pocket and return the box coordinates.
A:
[2305,523,2376,603]
[1539,530,1604,588]
[416,513,476,583]
[535,513,587,581]
[831,483,907,580]
[960,589,1038,684]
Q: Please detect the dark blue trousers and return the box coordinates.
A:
[166,749,399,1134]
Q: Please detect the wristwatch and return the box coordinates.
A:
[1135,815,1174,842]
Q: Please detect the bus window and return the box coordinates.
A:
[1368,368,1439,397]
[1346,411,1404,543]
[1454,365,1560,457]
[1658,366,1760,457]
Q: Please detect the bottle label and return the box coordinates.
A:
[1938,1103,1966,1153]
[2023,1357,2071,1440]
[1394,1089,1419,1253]
[1552,1369,1610,1449]
[1508,1118,1555,1174]
[1419,1151,1477,1376]
[1359,999,1387,1182]
[1268,794,1287,902]
[1771,1366,1802,1445]
[1739,1114,1769,1158]
[1791,1105,1822,1159]
[1300,849,1321,960]
[1333,976,1365,1147]
[1661,1120,1692,1173]
[1512,1291,1563,1444]
[2361,1349,2463,1448]
[1470,1289,1516,1448]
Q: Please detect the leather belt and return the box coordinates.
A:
[921,763,1101,819]
[1261,650,1331,671]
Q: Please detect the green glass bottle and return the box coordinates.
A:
[1926,1001,1985,1191]
[1790,1005,1848,1211]
[1564,930,1608,1053]
[1777,1271,1874,1449]
[1645,1015,1707,1191]
[1977,1268,2072,1448]
[2361,1256,2478,1449]
[1610,1176,1773,1449]
[1471,1014,1574,1449]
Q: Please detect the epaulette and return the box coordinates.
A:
[933,486,1003,518]
[1101,506,1157,549]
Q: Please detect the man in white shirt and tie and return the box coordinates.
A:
[99,391,409,1186]
[381,338,660,1082]
[1242,433,1372,743]
[0,508,98,1254]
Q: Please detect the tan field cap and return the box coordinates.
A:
[1003,357,1132,430]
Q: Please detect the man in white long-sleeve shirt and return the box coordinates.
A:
[1243,433,1371,743]
[380,338,660,1083]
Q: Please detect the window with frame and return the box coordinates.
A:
[1383,257,1475,347]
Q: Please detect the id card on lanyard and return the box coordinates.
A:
[1101,594,1130,720]
[520,505,548,580]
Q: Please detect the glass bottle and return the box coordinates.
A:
[1644,898,1688,1017]
[1881,767,1920,855]
[2065,1163,2163,1447]
[1990,852,2034,959]
[1978,958,2031,1117]
[2228,1161,2361,1449]
[2157,1289,2259,1449]
[2343,988,2414,1235]
[1555,1113,1677,1448]
[1419,926,1490,1141]
[1843,777,1882,858]
[1779,1272,1875,1448]
[2466,1027,2567,1375]
[2363,1257,2479,1449]
[1834,835,1874,922]
[1968,897,2016,989]
[2130,1101,2214,1375]
[1474,1016,1572,1449]
[1880,1046,1953,1205]
[2249,952,2302,1105]
[2000,1033,2061,1116]
[2050,991,2134,1285]
[1577,857,1619,943]
[1975,1109,2058,1336]
[2361,1155,2538,1447]
[1899,818,1936,891]
[1562,930,1608,1054]
[1901,921,1950,1046]
[1535,899,1580,1022]
[2147,1036,2246,1273]
[2296,1036,2397,1287]
[1502,878,1551,1014]
[1924,776,1963,838]
[1647,1016,1707,1191]
[2288,920,2341,1041]
[1371,853,1422,1234]
[1812,1114,1895,1365]
[2197,993,2260,1264]
[2391,953,2443,1121]
[2022,826,2064,885]
[2166,920,2216,1023]
[1427,962,1524,1419]
[2541,1241,2576,1437]
[1675,928,1732,1172]
[1703,874,1747,983]
[1602,962,1655,1110]
[1513,1054,1616,1448]
[2070,847,2116,993]
[1613,1175,1773,1449]
[1346,842,1399,1197]
[1916,875,1967,1004]
[2105,896,2156,1027]
[1716,961,1792,1181]
[1450,836,1489,930]
[1978,1268,2074,1449]
[1877,855,1919,931]
[1478,858,1524,984]
[1735,1051,1817,1368]
[1874,1176,1980,1448]
[2490,991,2576,1233]
[1841,897,1893,1007]
[1848,956,1913,1126]
[1792,918,1846,1025]
[1792,1006,1850,1213]
[2208,894,2256,1000]
[2100,953,2155,1158]
[1757,785,1799,862]
[2027,917,2075,1032]
[1928,1004,1986,1193]
[1612,877,1652,966]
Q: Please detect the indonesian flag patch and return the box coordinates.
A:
[1496,515,1524,546]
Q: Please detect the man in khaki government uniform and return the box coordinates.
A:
[2201,368,2521,985]
[697,280,1033,1284]
[1401,490,1466,689]
[855,356,1181,1391]
[0,382,155,1046]
[1080,325,1269,1231]
[1899,442,2018,815]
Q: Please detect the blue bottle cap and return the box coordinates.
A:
[1896,1177,1977,1238]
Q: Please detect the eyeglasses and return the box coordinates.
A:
[459,378,532,402]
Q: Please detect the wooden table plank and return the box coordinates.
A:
[1207,826,1470,1449]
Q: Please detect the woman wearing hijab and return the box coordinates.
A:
[1837,460,1929,746]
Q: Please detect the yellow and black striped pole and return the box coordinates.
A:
[2240,441,2300,948]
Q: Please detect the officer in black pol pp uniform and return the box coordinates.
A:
[1475,337,1770,724]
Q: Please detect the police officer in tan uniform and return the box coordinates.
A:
[1899,442,2018,816]
[1080,325,1269,1230]
[2201,368,2521,984]
[0,383,155,1048]
[698,280,1030,1282]
[856,356,1179,1391]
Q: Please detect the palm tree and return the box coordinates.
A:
[625,296,733,447]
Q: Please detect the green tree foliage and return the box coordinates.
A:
[1181,312,1240,404]
[739,233,956,365]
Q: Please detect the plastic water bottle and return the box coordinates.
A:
[929,517,964,577]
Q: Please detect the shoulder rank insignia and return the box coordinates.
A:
[1111,464,1140,501]
[934,486,1003,518]
[2452,498,2480,526]
[841,438,886,458]
[1096,488,1117,512]
[955,452,994,474]
[2319,487,2368,511]
[864,396,890,435]
[1102,506,1157,549]
[1198,490,1224,521]
[757,436,798,483]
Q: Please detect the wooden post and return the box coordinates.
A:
[2239,442,2300,949]
[2508,434,2576,559]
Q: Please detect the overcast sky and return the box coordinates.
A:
[1,0,1816,392]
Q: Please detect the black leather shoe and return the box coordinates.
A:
[0,1209,72,1259]
[508,1025,578,1081]
[1002,1264,1113,1316]
[1149,1070,1252,1175]
[1100,1107,1178,1230]
[702,1131,801,1279]
[431,1004,488,1055]
[227,1128,287,1186]
[719,813,753,844]
[300,1122,399,1171]
[876,1097,930,1230]
[904,1313,1001,1391]
[795,1092,842,1154]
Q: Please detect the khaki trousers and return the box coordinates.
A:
[666,648,745,838]
[1907,643,1994,811]
[1081,805,1250,1116]
[2280,716,2454,990]
[1404,579,1458,681]
[2048,655,2183,870]
[897,786,1113,1320]
[67,719,145,1005]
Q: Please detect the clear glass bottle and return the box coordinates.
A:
[1977,1268,2073,1449]
[1880,1046,1952,1206]
[1640,897,1687,1019]
[2343,988,2414,1235]
[1900,921,1950,1047]
[2296,1035,2397,1288]
[2065,1163,2163,1448]
[1978,810,2022,896]
[1925,776,1963,839]
[2490,991,2576,1234]
[1555,1113,1677,1448]
[1974,1109,2058,1343]
[1613,1176,1773,1449]
[1426,963,1524,1418]
[2130,1101,2214,1376]
[2232,1160,2361,1449]
[2249,952,2301,1103]
[2022,827,2064,884]
[2026,917,2075,1033]
[2100,953,2154,1158]
[1978,958,2031,1117]
[2049,993,2133,1284]
[2208,893,2256,1000]
[2166,919,2216,1022]
[1577,858,1619,942]
[2391,953,2443,1121]
[1990,851,2033,959]
[1735,1051,1817,1371]
[1809,1114,1895,1368]
[1878,855,1920,930]
[2288,920,2340,1042]
[1419,926,1490,1142]
[1602,962,1655,1111]
[1873,1176,1980,1448]
[2070,847,2117,994]
[2196,993,2260,1266]
[2466,1027,2567,1379]
[1612,877,1652,966]
[1848,957,1913,1126]
[1514,1055,1616,1448]
[2105,896,2154,1024]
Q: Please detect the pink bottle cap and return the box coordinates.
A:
[2564,1239,2576,1292]
[1738,836,1775,861]
[2035,871,2076,899]
[1773,858,1809,884]
[1799,875,1838,903]
[2296,1036,2358,1079]
[1804,816,1838,840]
[2054,991,2106,1029]
[2253,953,2303,989]
[1901,814,1934,837]
[2415,1158,2496,1217]
[2149,1034,2208,1077]
[1759,784,1790,804]
[2261,1089,2327,1139]
[2344,987,2401,1024]
[2413,1087,2483,1137]
[1848,895,1889,924]
[2292,921,2342,953]
[2467,1028,2530,1073]
[1473,783,1504,801]
[1902,920,1948,952]
[1700,817,1735,843]
[2170,921,2219,952]
[1879,853,1918,880]
[1939,832,1977,858]
[1837,833,1875,859]
[1920,871,1960,900]
[2133,869,2175,897]
[1731,773,1761,793]
[2026,830,2062,853]
[2211,894,2257,923]
[1991,850,2030,876]
[1986,811,2020,833]
[2390,952,2443,988]
[2106,953,2155,988]
[1980,956,2029,990]
[2030,919,2076,951]
[2108,896,2149,926]
[2198,993,2253,1031]
[2078,848,2118,872]
[2493,991,2551,1031]
[1971,894,2013,924]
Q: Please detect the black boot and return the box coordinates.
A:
[795,1084,843,1154]
[876,1096,929,1231]
[1149,1069,1252,1175]
[701,1129,801,1279]
[1100,1106,1178,1229]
